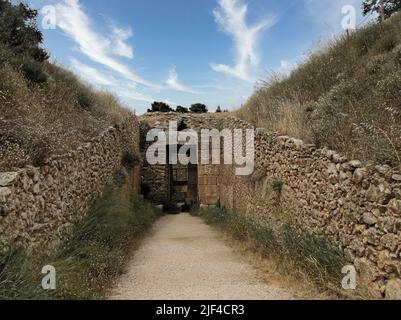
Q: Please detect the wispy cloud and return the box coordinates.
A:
[166,66,198,94]
[70,58,156,106]
[54,0,155,87]
[114,86,156,104]
[194,84,231,91]
[70,58,117,86]
[211,0,276,82]
[110,25,134,59]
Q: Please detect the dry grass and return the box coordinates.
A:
[0,171,162,300]
[237,13,401,169]
[218,231,336,300]
[194,207,371,300]
[0,62,133,171]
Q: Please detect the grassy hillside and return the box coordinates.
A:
[237,13,401,169]
[0,62,132,171]
[0,1,132,171]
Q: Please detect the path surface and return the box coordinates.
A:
[109,214,297,300]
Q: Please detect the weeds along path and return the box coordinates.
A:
[109,213,300,300]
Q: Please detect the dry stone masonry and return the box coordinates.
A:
[0,110,400,299]
[140,112,401,299]
[0,117,140,252]
[239,130,401,299]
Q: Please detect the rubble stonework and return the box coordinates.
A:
[1,110,399,298]
[140,112,401,299]
[0,117,140,252]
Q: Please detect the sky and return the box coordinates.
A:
[25,0,372,114]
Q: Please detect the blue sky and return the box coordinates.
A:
[25,0,371,114]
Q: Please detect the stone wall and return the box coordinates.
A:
[139,113,250,205]
[0,117,140,252]
[139,112,401,298]
[226,129,401,298]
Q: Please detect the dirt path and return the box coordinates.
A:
[109,213,299,300]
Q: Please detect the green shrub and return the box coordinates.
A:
[148,101,173,113]
[198,207,347,290]
[121,152,140,169]
[176,106,189,113]
[351,24,383,55]
[190,103,208,113]
[113,169,127,187]
[373,32,398,53]
[271,177,284,193]
[253,227,277,250]
[77,91,94,109]
[362,0,401,19]
[0,248,50,300]
[22,60,48,84]
[200,206,228,223]
[0,1,49,83]
[282,225,346,281]
[0,182,162,300]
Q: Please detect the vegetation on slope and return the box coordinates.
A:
[193,207,353,298]
[0,171,162,300]
[0,0,132,171]
[237,13,401,168]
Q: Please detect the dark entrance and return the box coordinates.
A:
[167,121,199,211]
[170,163,198,209]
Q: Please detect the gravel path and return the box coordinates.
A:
[109,213,297,300]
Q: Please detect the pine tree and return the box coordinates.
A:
[190,103,208,113]
[363,0,401,19]
[0,0,49,83]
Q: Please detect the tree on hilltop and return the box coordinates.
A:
[176,106,189,113]
[363,0,401,19]
[190,103,208,113]
[148,101,173,113]
[0,0,49,83]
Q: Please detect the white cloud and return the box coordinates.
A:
[194,84,230,91]
[114,86,156,104]
[54,0,154,87]
[166,66,198,94]
[211,0,276,82]
[110,25,134,59]
[70,58,117,86]
[69,58,156,107]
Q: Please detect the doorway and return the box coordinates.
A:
[170,162,198,211]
